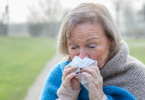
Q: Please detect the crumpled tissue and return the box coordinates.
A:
[69,56,97,90]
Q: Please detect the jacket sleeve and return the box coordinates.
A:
[57,84,81,100]
[57,84,107,100]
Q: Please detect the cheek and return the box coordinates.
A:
[88,48,109,68]
[88,50,105,61]
[68,49,78,60]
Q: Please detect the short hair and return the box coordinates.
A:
[57,3,121,60]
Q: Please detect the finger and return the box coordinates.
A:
[84,65,100,75]
[62,67,78,81]
[64,64,71,69]
[81,68,98,79]
[80,72,94,84]
[81,72,103,87]
[63,73,77,88]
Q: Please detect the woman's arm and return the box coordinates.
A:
[57,84,107,100]
[57,84,81,100]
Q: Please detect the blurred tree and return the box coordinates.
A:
[123,3,135,30]
[111,0,126,29]
[124,1,145,39]
[27,0,64,37]
[136,3,145,38]
[143,4,145,21]
[0,0,9,36]
[111,0,133,32]
[138,3,145,21]
[144,4,145,21]
[27,0,62,23]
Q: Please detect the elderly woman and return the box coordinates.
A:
[40,3,145,100]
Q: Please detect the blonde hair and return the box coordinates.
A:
[57,3,121,60]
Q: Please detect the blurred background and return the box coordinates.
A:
[0,0,145,100]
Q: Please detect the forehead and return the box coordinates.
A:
[70,23,105,39]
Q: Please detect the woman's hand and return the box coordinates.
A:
[81,65,104,100]
[62,65,80,90]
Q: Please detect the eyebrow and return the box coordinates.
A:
[68,37,99,43]
[68,39,76,43]
[86,37,99,42]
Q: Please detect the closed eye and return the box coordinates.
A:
[70,44,79,49]
[88,44,97,48]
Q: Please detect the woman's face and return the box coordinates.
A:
[67,23,111,69]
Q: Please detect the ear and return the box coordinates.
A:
[110,40,115,51]
[111,40,115,47]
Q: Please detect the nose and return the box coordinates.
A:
[78,49,88,59]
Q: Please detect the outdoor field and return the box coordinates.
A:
[0,37,56,100]
[125,39,145,64]
[0,37,145,100]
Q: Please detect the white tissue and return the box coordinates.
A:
[69,56,97,90]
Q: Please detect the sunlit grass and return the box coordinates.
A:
[0,36,56,100]
[129,47,145,64]
[124,39,145,64]
[124,39,145,43]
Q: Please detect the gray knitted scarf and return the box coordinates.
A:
[100,41,145,100]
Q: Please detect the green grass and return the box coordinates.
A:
[124,39,145,64]
[124,39,145,44]
[0,36,56,100]
[129,47,145,64]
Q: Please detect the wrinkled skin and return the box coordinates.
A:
[62,23,112,100]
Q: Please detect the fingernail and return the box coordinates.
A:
[80,71,83,73]
[75,72,79,74]
[80,68,83,70]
